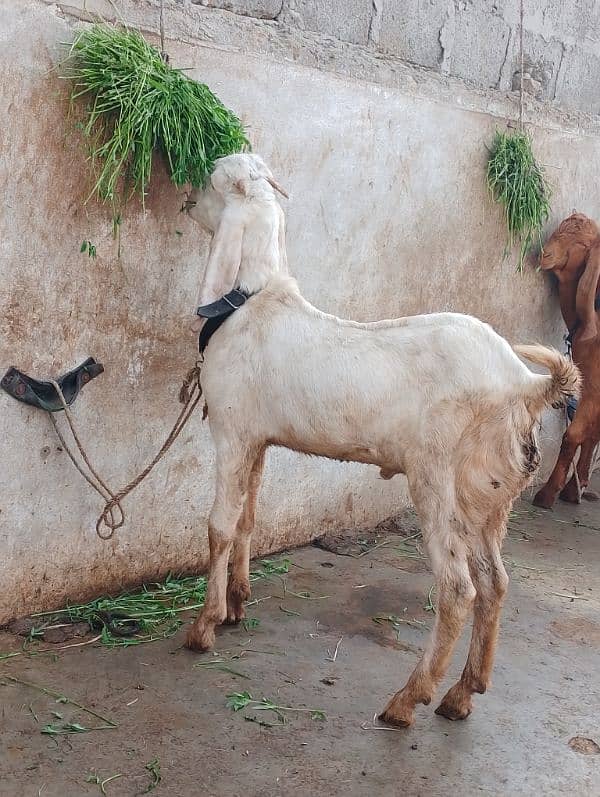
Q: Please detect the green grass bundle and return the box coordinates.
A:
[486,129,551,272]
[64,24,249,206]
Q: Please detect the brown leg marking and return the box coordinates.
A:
[560,437,598,503]
[225,449,266,624]
[379,531,476,728]
[186,449,256,652]
[435,529,509,721]
[186,529,234,651]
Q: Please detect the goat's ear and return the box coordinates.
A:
[575,243,600,340]
[196,206,244,308]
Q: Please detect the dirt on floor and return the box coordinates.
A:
[1,491,599,797]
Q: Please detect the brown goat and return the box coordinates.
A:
[533,212,600,508]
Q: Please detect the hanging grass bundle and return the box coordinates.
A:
[486,129,551,272]
[64,24,249,207]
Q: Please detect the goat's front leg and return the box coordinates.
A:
[186,451,253,652]
[379,515,476,728]
[436,529,508,721]
[560,437,599,503]
[226,449,266,624]
[533,423,583,509]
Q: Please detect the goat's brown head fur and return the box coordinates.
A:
[539,212,600,283]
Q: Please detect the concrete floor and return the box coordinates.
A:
[1,491,599,796]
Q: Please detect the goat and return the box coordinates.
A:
[184,153,580,727]
[533,212,600,508]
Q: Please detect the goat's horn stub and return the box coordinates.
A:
[266,177,289,199]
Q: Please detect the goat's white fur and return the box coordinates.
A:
[185,153,580,727]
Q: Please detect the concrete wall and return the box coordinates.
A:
[193,0,600,114]
[1,0,600,623]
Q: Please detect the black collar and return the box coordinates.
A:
[196,288,252,353]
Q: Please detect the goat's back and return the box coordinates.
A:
[200,279,540,471]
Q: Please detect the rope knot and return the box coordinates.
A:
[179,364,202,404]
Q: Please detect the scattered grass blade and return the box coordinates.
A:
[22,559,289,649]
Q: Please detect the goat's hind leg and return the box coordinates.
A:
[533,422,583,509]
[186,445,257,652]
[379,483,476,728]
[436,508,509,721]
[560,437,599,503]
[225,449,266,624]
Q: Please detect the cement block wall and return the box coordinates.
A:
[1,0,600,623]
[192,0,600,114]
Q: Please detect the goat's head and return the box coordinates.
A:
[210,153,289,202]
[188,153,289,332]
[184,154,287,232]
[540,212,600,282]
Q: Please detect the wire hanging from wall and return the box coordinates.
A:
[485,0,551,272]
[159,0,169,62]
[518,0,524,130]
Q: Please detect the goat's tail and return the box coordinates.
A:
[454,345,580,529]
[514,344,582,415]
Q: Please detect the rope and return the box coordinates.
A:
[48,390,123,536]
[48,363,203,540]
[519,0,524,130]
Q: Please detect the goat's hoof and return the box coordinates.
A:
[225,583,249,624]
[225,580,250,625]
[224,609,245,625]
[532,489,555,510]
[559,484,581,504]
[435,695,473,721]
[185,624,215,652]
[378,693,415,728]
[378,708,413,728]
[435,702,472,721]
[583,490,599,502]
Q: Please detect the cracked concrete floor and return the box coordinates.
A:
[1,489,599,796]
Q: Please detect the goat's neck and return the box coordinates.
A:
[557,279,579,332]
[237,258,280,296]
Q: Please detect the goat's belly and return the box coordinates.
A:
[266,430,406,475]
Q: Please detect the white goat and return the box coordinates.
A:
[185,153,580,727]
